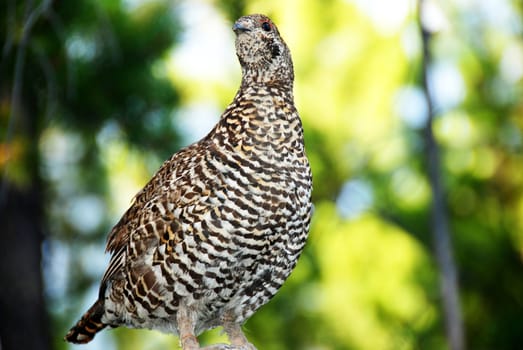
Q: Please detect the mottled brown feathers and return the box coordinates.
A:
[65,14,312,350]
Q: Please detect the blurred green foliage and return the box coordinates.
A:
[2,0,523,349]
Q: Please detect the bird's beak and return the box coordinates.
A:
[233,20,251,34]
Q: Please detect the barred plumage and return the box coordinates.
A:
[65,14,312,350]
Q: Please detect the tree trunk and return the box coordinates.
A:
[0,183,50,350]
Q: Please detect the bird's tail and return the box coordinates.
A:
[64,299,107,344]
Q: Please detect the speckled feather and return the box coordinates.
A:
[65,14,312,349]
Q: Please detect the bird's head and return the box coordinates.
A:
[233,14,294,87]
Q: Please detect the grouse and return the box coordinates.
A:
[65,14,312,350]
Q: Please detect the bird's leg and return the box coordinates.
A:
[176,301,200,350]
[198,322,256,350]
[223,322,257,350]
[177,301,243,350]
[196,322,256,350]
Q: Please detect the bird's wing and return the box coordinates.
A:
[99,141,215,288]
[100,153,186,287]
[105,157,172,254]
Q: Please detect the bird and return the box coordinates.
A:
[65,14,312,350]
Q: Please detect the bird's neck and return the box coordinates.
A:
[211,84,304,160]
[230,83,297,124]
[240,64,294,88]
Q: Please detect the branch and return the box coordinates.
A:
[0,0,52,204]
[418,1,465,350]
[1,0,16,62]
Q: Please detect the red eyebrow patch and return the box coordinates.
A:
[260,20,273,31]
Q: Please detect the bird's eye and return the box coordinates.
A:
[261,21,271,32]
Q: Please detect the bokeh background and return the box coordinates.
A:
[1,0,523,349]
